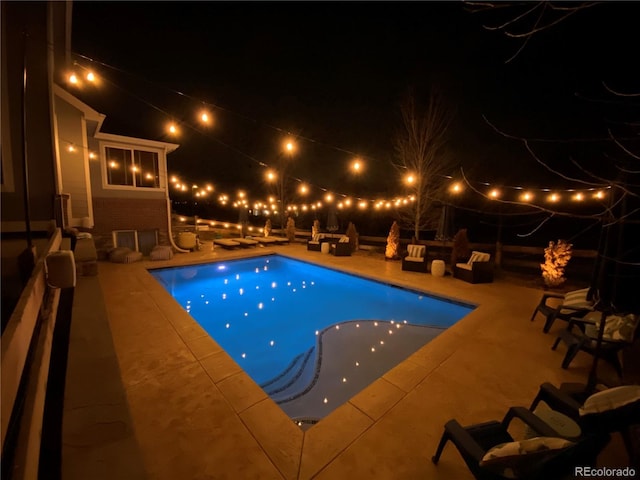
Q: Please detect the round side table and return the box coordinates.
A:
[431,260,445,277]
[321,242,331,254]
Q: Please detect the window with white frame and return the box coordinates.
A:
[105,146,160,189]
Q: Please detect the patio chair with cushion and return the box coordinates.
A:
[432,406,606,480]
[551,311,639,377]
[453,251,494,284]
[330,236,351,256]
[307,233,323,251]
[530,287,597,333]
[530,382,640,465]
[402,244,428,273]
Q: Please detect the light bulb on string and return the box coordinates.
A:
[167,122,178,136]
[521,192,533,202]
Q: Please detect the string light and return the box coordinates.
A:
[70,60,614,216]
[199,110,212,125]
[69,57,619,220]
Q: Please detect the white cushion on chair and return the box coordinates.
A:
[405,256,423,263]
[585,313,638,343]
[579,385,640,416]
[338,236,350,243]
[562,288,592,308]
[480,436,574,478]
[407,244,425,259]
[468,251,490,264]
[456,262,473,271]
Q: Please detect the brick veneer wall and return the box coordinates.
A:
[91,197,169,255]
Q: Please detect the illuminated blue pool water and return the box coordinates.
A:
[151,254,473,424]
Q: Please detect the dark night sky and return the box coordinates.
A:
[70,1,638,205]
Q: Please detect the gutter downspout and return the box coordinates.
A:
[166,198,189,254]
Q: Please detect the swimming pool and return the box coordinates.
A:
[151,254,473,425]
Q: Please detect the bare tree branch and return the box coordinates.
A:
[467,2,601,61]
[482,2,543,32]
[609,128,640,161]
[393,88,455,239]
[603,81,640,97]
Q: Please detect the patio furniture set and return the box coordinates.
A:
[433,382,639,479]
[401,243,495,283]
[306,234,352,256]
[433,287,639,478]
[530,287,639,378]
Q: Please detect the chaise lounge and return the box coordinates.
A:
[213,238,241,249]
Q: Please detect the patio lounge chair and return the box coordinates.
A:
[530,287,597,333]
[402,244,428,273]
[530,382,640,465]
[213,238,241,249]
[234,237,259,247]
[453,251,494,284]
[432,406,606,480]
[263,235,289,245]
[330,236,351,256]
[551,311,639,377]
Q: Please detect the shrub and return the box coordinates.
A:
[264,219,272,237]
[286,217,296,242]
[345,222,358,252]
[541,239,573,287]
[311,219,320,238]
[386,221,400,259]
[450,228,470,267]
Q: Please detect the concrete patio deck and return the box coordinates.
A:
[62,243,630,479]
